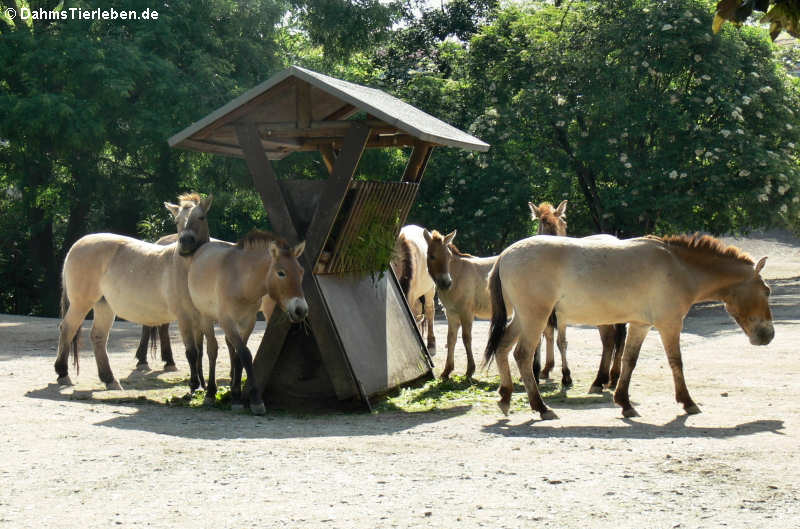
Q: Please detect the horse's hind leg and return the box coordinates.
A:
[658,326,700,415]
[613,323,651,417]
[55,304,91,386]
[494,317,521,416]
[514,330,557,421]
[589,324,616,393]
[556,322,571,388]
[541,321,555,379]
[90,299,122,390]
[135,326,152,371]
[159,323,177,371]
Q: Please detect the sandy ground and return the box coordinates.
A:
[1,231,799,529]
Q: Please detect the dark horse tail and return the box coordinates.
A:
[60,285,80,375]
[484,262,507,365]
[614,323,627,356]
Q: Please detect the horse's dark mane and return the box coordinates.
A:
[396,235,414,296]
[177,192,202,205]
[236,229,288,250]
[647,233,754,264]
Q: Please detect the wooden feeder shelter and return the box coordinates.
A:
[168,66,489,409]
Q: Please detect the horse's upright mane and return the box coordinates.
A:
[177,192,202,205]
[236,229,288,250]
[535,202,567,234]
[647,233,754,264]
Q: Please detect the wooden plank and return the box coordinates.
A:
[402,141,434,183]
[235,122,299,242]
[323,104,357,121]
[303,121,371,265]
[252,312,292,396]
[296,80,312,128]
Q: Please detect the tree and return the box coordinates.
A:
[714,0,800,40]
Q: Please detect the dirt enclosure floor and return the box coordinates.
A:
[2,231,800,528]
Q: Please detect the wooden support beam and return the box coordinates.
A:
[402,141,434,183]
[235,122,299,243]
[305,121,371,267]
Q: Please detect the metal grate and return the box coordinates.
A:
[322,180,419,274]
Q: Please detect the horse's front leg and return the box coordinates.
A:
[201,321,219,406]
[556,322,571,388]
[609,323,627,388]
[589,324,617,393]
[176,318,201,394]
[90,299,123,390]
[135,326,152,371]
[658,325,700,415]
[613,323,651,417]
[541,321,555,379]
[222,319,265,416]
[440,315,460,379]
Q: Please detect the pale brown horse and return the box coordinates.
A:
[485,233,773,420]
[184,230,307,415]
[424,229,498,379]
[529,200,626,390]
[390,225,437,355]
[55,195,213,391]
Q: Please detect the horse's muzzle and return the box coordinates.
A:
[435,274,453,291]
[178,233,198,256]
[287,297,309,323]
[750,323,775,346]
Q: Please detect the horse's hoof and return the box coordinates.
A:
[203,395,216,406]
[540,409,559,421]
[57,376,73,387]
[497,400,510,416]
[163,363,178,373]
[231,403,245,412]
[685,404,702,415]
[427,345,436,358]
[588,385,604,394]
[250,402,267,416]
[622,407,640,418]
[106,380,123,391]
[135,363,151,372]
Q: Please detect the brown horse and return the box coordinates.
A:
[485,233,773,420]
[183,230,308,415]
[55,195,213,391]
[529,200,627,390]
[391,225,437,355]
[424,229,498,379]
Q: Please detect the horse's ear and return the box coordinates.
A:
[555,200,568,218]
[200,194,213,213]
[268,241,280,259]
[292,241,306,258]
[528,201,540,219]
[444,230,457,245]
[755,256,767,275]
[164,202,180,218]
[423,229,433,245]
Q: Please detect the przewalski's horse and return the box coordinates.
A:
[484,233,774,420]
[55,195,214,391]
[529,200,627,390]
[390,225,437,355]
[423,229,497,380]
[185,230,308,415]
[134,192,206,372]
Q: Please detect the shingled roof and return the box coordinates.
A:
[168,65,489,159]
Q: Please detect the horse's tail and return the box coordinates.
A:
[395,235,414,298]
[148,326,159,359]
[60,283,80,375]
[614,323,627,355]
[484,261,507,365]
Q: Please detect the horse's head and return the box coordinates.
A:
[529,200,567,236]
[267,240,308,323]
[723,256,774,346]
[423,228,457,291]
[168,194,212,256]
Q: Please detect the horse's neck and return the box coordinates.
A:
[234,249,270,301]
[672,248,752,303]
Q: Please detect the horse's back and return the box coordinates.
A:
[499,235,682,325]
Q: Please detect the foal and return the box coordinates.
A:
[185,230,308,415]
[424,229,498,379]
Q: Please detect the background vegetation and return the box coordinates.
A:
[2,0,799,316]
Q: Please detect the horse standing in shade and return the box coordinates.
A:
[55,195,214,391]
[485,233,774,420]
[391,225,437,355]
[529,200,626,390]
[183,230,308,415]
[424,229,498,380]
